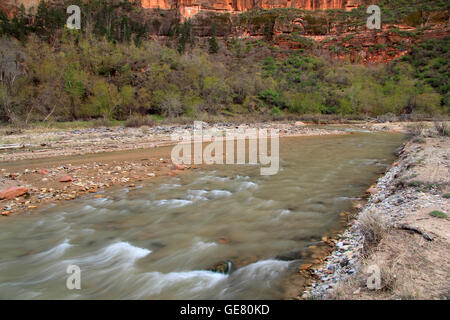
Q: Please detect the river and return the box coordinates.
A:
[0,132,403,299]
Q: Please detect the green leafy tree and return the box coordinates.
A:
[63,64,87,120]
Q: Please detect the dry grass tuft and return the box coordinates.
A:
[406,122,427,137]
[328,230,449,300]
[433,121,449,136]
[357,209,390,250]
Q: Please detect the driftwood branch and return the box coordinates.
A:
[0,143,35,150]
[395,223,434,241]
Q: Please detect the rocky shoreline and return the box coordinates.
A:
[302,132,449,299]
[0,122,346,162]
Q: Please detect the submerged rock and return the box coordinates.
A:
[275,250,304,261]
[208,260,236,275]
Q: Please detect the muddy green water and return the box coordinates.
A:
[0,132,403,299]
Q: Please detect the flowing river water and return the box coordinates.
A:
[0,132,403,299]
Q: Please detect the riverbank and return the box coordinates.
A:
[0,122,346,217]
[302,126,449,299]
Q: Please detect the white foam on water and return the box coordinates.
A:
[159,184,182,190]
[333,196,361,201]
[91,197,111,204]
[186,189,232,201]
[235,175,250,180]
[208,190,232,198]
[81,205,96,212]
[133,270,227,299]
[132,259,291,299]
[33,239,72,260]
[237,181,258,191]
[63,241,151,271]
[277,209,292,217]
[197,175,230,183]
[153,199,193,209]
[186,190,209,201]
[235,259,291,277]
[191,240,218,251]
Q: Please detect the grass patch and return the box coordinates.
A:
[429,210,448,219]
[407,180,424,187]
[443,193,450,199]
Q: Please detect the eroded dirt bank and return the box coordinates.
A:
[302,130,449,300]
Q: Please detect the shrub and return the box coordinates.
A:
[358,209,389,248]
[90,117,111,127]
[433,121,449,136]
[406,122,427,137]
[124,114,155,128]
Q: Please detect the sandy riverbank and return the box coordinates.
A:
[302,127,449,299]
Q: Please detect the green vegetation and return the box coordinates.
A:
[408,181,425,187]
[0,1,448,126]
[208,22,219,54]
[429,210,448,218]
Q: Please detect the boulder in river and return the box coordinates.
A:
[275,250,305,261]
[208,260,236,275]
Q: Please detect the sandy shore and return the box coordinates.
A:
[0,122,347,217]
[302,130,449,299]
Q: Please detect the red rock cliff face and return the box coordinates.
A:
[141,0,366,17]
[2,0,367,18]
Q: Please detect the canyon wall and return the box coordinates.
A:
[141,0,365,17]
[1,0,367,18]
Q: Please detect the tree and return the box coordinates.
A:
[208,22,219,54]
[176,19,194,54]
[63,64,86,120]
[263,21,273,41]
[84,80,120,119]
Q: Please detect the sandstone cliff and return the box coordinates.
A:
[141,0,367,18]
[2,0,369,18]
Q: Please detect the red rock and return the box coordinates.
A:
[218,237,229,244]
[59,175,73,182]
[299,263,313,271]
[0,186,28,200]
[366,187,377,195]
[167,172,177,176]
[38,169,49,175]
[1,211,10,216]
[3,0,366,20]
[172,164,185,170]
